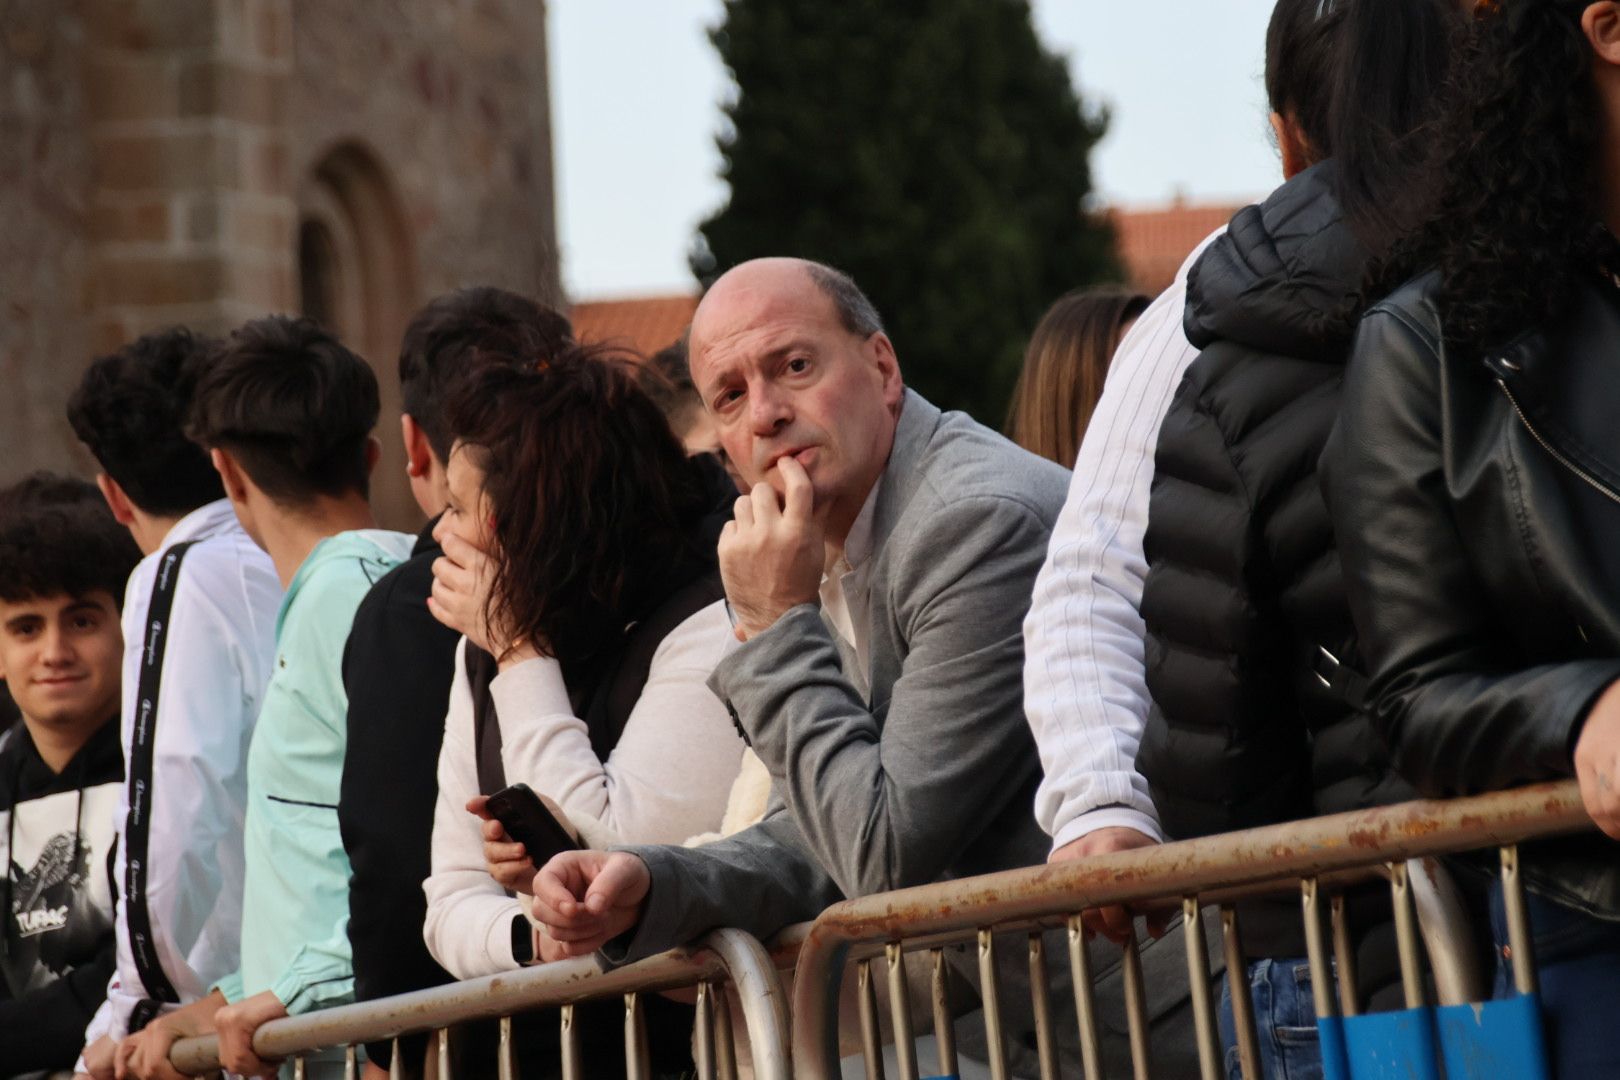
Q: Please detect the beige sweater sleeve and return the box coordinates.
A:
[489,600,746,849]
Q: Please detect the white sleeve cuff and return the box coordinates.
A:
[483,898,526,971]
[1049,806,1165,854]
[489,655,573,720]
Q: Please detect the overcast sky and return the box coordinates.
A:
[549,1,1282,300]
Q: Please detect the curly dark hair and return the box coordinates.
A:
[1374,0,1605,354]
[187,316,379,504]
[444,344,710,670]
[0,472,141,605]
[398,288,574,463]
[67,327,226,517]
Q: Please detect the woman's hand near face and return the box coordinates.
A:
[429,531,505,655]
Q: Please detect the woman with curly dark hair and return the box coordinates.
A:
[416,345,743,1076]
[421,342,744,956]
[1322,2,1620,1074]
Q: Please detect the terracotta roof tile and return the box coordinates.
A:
[1111,201,1249,296]
[569,202,1254,341]
[569,294,699,358]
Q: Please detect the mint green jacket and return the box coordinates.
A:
[216,530,414,1018]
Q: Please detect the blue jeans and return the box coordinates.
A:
[1490,883,1620,1080]
[1217,958,1324,1080]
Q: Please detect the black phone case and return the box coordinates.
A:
[487,782,581,863]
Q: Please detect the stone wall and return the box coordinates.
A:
[289,0,562,526]
[0,0,560,529]
[1,1,95,477]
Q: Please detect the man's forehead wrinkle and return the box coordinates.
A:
[694,322,801,389]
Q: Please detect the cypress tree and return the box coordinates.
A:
[693,0,1119,422]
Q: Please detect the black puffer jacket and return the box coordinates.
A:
[1138,163,1413,846]
[1323,266,1620,921]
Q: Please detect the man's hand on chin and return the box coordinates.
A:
[719,456,825,641]
[529,850,652,962]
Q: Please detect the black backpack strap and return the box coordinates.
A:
[124,541,197,1017]
[464,644,507,796]
[582,571,727,760]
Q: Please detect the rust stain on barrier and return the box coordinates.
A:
[797,781,1592,954]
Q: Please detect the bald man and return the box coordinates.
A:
[530,260,1206,1076]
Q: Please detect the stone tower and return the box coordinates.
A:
[0,0,562,528]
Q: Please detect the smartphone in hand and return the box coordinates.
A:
[485,782,581,864]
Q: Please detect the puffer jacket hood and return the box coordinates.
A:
[1184,160,1367,360]
[1139,161,1411,961]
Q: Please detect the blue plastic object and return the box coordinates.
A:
[1435,995,1551,1080]
[1319,1014,1351,1080]
[1342,1009,1443,1080]
[1314,992,1550,1080]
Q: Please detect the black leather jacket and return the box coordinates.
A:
[1322,271,1620,919]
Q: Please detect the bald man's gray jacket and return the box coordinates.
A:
[610,391,1212,1076]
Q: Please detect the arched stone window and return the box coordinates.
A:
[296,142,419,526]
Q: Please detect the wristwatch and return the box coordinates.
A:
[511,912,536,965]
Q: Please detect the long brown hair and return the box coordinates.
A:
[1005,287,1148,466]
[444,344,711,670]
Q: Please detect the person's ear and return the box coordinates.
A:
[210,448,249,503]
[866,332,905,415]
[1583,2,1620,67]
[1270,111,1313,180]
[94,474,136,527]
[401,415,434,479]
[364,436,382,477]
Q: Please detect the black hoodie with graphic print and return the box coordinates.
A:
[0,717,121,1075]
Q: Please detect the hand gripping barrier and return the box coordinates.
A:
[788,781,1592,1080]
[166,928,791,1080]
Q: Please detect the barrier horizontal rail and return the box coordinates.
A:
[790,780,1592,1080]
[168,928,790,1079]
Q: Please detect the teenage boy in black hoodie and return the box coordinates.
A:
[0,473,140,1076]
[338,287,572,1079]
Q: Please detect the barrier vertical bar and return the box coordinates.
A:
[1183,898,1221,1080]
[344,1044,358,1080]
[293,1058,307,1080]
[1302,878,1337,1019]
[696,982,717,1080]
[437,1028,452,1080]
[1501,845,1538,996]
[886,943,919,1080]
[1066,916,1104,1080]
[1027,934,1059,1080]
[561,1004,583,1080]
[714,985,740,1080]
[858,958,886,1080]
[931,947,959,1080]
[498,1016,516,1080]
[389,1038,404,1080]
[1389,862,1425,1009]
[1330,894,1360,1017]
[626,992,652,1080]
[1121,929,1153,1080]
[1221,905,1262,1080]
[977,929,1009,1080]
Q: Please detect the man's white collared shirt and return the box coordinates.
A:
[819,479,881,695]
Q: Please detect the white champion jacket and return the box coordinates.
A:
[80,500,281,1048]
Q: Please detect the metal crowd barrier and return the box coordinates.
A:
[788,781,1593,1080]
[166,928,791,1080]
